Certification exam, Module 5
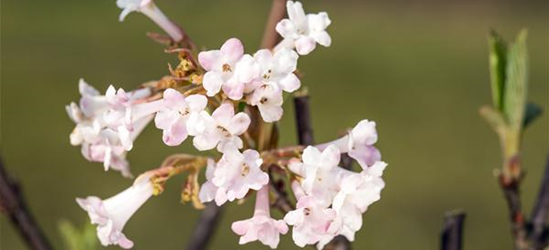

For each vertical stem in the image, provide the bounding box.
[529,154,549,249]
[0,156,53,250]
[185,203,224,250]
[440,211,466,250]
[294,93,315,145]
[261,0,288,49]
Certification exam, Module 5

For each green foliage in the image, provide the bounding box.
[503,30,529,131]
[488,30,508,111]
[483,30,540,134]
[58,219,98,250]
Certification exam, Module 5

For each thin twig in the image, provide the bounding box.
[440,211,466,250]
[530,154,549,248]
[497,156,528,250]
[260,0,288,49]
[0,156,53,250]
[185,203,224,250]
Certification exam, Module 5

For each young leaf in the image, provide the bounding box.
[488,30,508,111]
[523,102,542,129]
[503,30,528,131]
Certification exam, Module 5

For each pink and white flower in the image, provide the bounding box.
[192,102,251,152]
[198,159,229,206]
[332,161,387,241]
[289,145,341,207]
[248,83,284,123]
[198,38,248,99]
[317,119,381,169]
[154,88,208,146]
[275,1,332,55]
[253,48,301,93]
[231,186,288,249]
[67,79,159,176]
[76,173,154,249]
[211,148,269,202]
[284,182,339,249]
[116,0,183,41]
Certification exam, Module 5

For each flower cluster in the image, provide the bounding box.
[70,1,386,249]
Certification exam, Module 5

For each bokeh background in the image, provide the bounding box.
[1,0,548,249]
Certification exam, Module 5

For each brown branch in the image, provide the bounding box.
[0,156,52,250]
[497,156,529,250]
[530,154,549,249]
[260,0,288,49]
[185,203,224,250]
[294,93,315,146]
[440,211,466,250]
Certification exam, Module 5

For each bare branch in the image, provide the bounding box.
[294,93,315,146]
[530,154,549,248]
[185,203,224,250]
[0,156,53,250]
[261,0,288,49]
[440,211,466,250]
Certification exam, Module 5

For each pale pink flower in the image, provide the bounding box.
[331,161,387,241]
[192,102,251,152]
[231,186,288,249]
[154,88,208,146]
[317,119,381,169]
[284,182,339,249]
[76,173,154,249]
[116,0,183,41]
[211,148,269,202]
[275,1,331,55]
[289,145,341,207]
[198,159,229,206]
[198,38,246,98]
[229,54,262,99]
[248,83,284,123]
[254,48,301,92]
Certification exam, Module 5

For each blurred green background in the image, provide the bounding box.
[1,0,548,249]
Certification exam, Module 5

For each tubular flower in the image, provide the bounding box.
[231,186,288,249]
[76,173,154,249]
[116,0,183,41]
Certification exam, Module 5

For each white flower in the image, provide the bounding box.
[154,88,208,146]
[254,48,301,93]
[192,102,251,152]
[275,1,331,55]
[198,159,229,206]
[211,148,269,202]
[76,173,154,249]
[198,38,247,99]
[248,83,284,123]
[284,182,339,249]
[331,161,387,241]
[317,119,381,169]
[231,186,288,249]
[289,145,341,207]
[67,79,158,176]
[116,0,183,41]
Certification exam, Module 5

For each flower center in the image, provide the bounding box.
[260,97,268,104]
[262,69,272,80]
[222,63,232,72]
[216,125,231,137]
[178,107,190,116]
[304,207,311,216]
[241,163,250,177]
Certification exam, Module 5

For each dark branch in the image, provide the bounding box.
[294,93,315,146]
[260,0,288,49]
[530,154,549,248]
[0,156,53,250]
[498,171,528,249]
[440,211,466,250]
[185,203,224,250]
